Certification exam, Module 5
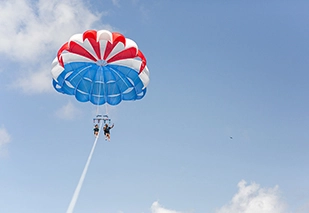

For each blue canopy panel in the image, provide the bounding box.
[52,62,147,105]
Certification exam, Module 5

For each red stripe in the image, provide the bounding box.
[83,30,97,41]
[103,32,126,60]
[137,50,147,73]
[68,41,97,62]
[57,42,69,67]
[107,47,137,63]
[83,30,101,59]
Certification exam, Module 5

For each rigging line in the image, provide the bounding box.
[66,122,103,213]
[105,102,109,115]
[96,66,104,115]
[102,66,108,116]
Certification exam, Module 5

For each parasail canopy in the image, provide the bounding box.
[51,29,150,106]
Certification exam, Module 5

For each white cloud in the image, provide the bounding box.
[112,0,120,7]
[12,63,53,93]
[216,180,287,213]
[55,101,82,120]
[0,0,108,94]
[151,201,183,213]
[0,126,11,157]
[0,0,101,62]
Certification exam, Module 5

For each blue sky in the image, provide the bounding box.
[0,0,309,213]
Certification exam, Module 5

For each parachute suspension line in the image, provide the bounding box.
[99,66,109,116]
[66,122,103,213]
[102,67,109,116]
[105,103,109,116]
[96,66,104,115]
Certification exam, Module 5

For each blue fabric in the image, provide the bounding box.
[53,62,146,105]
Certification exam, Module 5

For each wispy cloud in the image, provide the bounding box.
[0,126,11,157]
[55,101,82,120]
[12,64,53,93]
[216,180,287,213]
[151,201,183,213]
[112,0,121,7]
[0,0,106,94]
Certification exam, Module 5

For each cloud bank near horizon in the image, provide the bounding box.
[216,180,287,213]
[151,201,183,213]
[150,180,288,213]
